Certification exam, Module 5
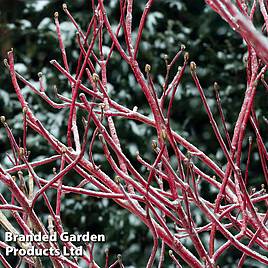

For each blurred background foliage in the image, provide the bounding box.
[0,0,267,267]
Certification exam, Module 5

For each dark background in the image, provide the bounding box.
[0,0,267,267]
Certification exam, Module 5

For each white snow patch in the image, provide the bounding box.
[19,19,31,30]
[27,0,50,12]
[14,63,27,75]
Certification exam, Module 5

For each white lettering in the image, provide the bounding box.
[60,232,69,242]
[50,232,57,242]
[97,234,105,242]
[91,234,97,242]
[5,246,14,255]
[5,232,13,242]
[18,248,26,256]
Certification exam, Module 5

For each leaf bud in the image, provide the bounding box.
[151,140,157,150]
[62,3,68,11]
[53,85,58,96]
[48,215,54,228]
[22,107,28,115]
[161,129,167,141]
[92,73,99,83]
[19,147,25,158]
[190,61,197,72]
[79,92,86,100]
[82,117,88,128]
[114,176,121,184]
[7,49,13,56]
[3,59,8,67]
[0,116,6,123]
[253,80,258,87]
[213,82,220,92]
[184,52,189,62]
[132,106,138,112]
[104,248,109,255]
[98,134,106,145]
[145,64,151,73]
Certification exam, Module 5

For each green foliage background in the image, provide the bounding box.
[0,0,267,267]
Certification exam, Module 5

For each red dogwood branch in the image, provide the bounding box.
[0,1,267,267]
